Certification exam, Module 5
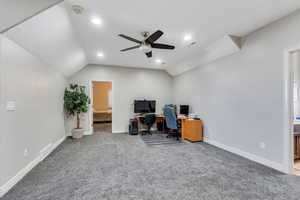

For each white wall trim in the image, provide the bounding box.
[0,154,41,198]
[52,137,66,152]
[0,136,66,198]
[204,137,286,173]
[39,143,53,162]
[283,44,300,175]
[66,129,93,137]
[112,130,127,134]
[84,129,93,136]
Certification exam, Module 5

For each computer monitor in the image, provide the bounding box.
[134,100,156,113]
[180,105,189,115]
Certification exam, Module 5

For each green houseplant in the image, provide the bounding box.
[64,84,90,139]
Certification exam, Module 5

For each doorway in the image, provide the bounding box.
[92,81,112,133]
[291,50,300,175]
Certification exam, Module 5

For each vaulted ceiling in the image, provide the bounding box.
[2,0,300,76]
[0,0,63,32]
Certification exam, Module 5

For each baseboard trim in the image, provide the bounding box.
[112,130,127,134]
[203,137,285,173]
[0,136,66,198]
[39,143,53,162]
[52,137,66,150]
[0,155,41,198]
[67,129,93,136]
[84,129,93,136]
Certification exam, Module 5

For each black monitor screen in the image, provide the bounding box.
[180,105,189,115]
[134,100,156,113]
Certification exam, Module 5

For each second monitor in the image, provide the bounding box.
[180,105,189,116]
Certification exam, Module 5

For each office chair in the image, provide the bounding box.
[163,105,180,140]
[141,113,156,135]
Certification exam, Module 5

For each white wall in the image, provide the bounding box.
[173,10,300,170]
[68,65,173,133]
[0,35,66,188]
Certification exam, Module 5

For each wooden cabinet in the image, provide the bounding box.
[181,119,203,142]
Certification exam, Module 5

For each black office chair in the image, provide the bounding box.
[141,113,156,135]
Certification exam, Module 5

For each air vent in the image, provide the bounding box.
[72,5,84,14]
[188,41,197,47]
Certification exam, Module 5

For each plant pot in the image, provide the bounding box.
[72,128,84,139]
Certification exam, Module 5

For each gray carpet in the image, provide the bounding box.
[2,132,300,200]
[140,132,185,146]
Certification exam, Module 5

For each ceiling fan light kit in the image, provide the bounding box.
[118,30,175,58]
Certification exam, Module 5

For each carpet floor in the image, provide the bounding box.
[140,132,185,146]
[2,132,300,200]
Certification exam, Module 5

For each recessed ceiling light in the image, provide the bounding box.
[97,52,104,57]
[183,34,192,42]
[92,17,102,25]
[155,59,162,64]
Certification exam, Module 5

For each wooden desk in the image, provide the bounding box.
[133,114,203,142]
[133,114,169,132]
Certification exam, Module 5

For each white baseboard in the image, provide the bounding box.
[204,137,286,173]
[112,130,127,134]
[39,143,53,162]
[0,136,66,198]
[0,155,41,198]
[67,129,93,136]
[52,137,66,150]
[84,129,93,135]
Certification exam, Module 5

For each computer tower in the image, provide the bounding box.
[129,119,138,135]
[157,120,164,131]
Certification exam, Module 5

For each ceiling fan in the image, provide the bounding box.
[118,30,175,58]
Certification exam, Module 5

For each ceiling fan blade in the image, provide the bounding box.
[120,45,141,52]
[151,43,175,50]
[145,51,152,58]
[145,30,163,44]
[118,34,142,44]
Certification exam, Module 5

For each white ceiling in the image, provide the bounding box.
[2,0,300,76]
[4,4,87,76]
[63,0,300,73]
[0,0,62,32]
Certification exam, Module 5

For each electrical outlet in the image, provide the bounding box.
[259,142,266,149]
[24,148,28,157]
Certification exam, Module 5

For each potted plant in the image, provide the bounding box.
[64,84,90,139]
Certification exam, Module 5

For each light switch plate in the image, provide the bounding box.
[259,142,266,149]
[6,101,16,111]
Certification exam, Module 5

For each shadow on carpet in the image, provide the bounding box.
[140,132,186,146]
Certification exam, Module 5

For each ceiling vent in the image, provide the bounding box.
[188,41,197,47]
[72,5,84,14]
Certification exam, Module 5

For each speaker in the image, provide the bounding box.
[129,119,138,135]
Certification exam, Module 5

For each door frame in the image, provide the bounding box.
[283,44,300,174]
[89,80,114,133]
